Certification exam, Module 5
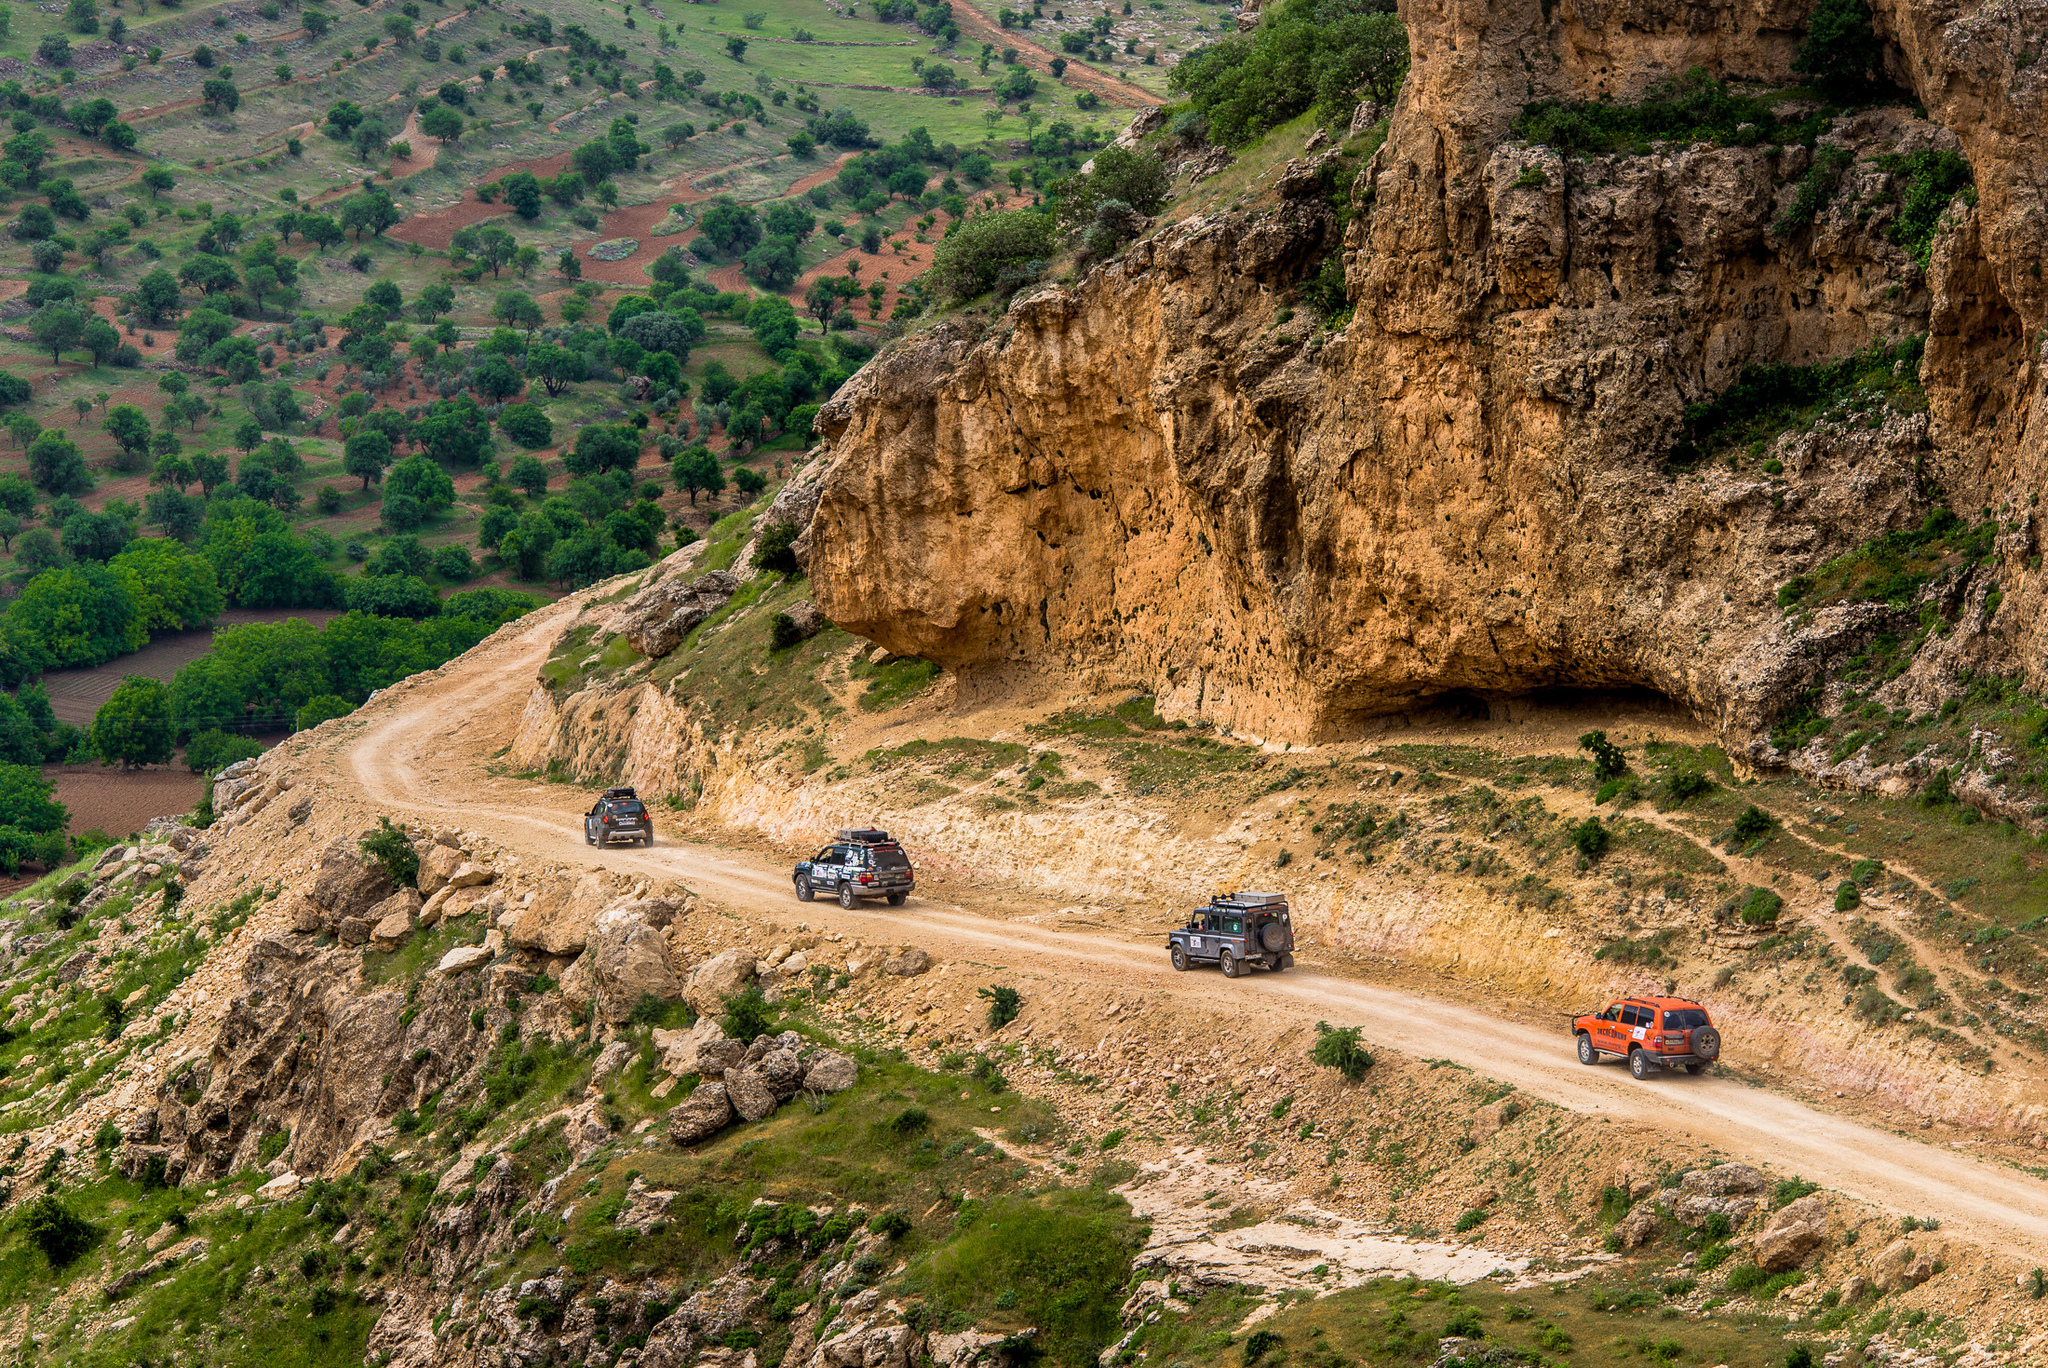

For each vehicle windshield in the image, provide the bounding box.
[872,850,910,869]
[1662,1009,1709,1029]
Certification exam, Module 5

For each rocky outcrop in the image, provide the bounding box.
[1672,1163,1768,1227]
[799,0,2048,756]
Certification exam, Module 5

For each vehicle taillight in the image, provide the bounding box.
[860,874,872,884]
[603,815,612,824]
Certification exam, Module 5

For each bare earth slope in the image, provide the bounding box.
[332,590,2048,1253]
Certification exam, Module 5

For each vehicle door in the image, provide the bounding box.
[1619,1003,1651,1052]
[816,846,847,885]
[1221,913,1245,960]
[1594,1003,1626,1054]
[1185,912,1216,960]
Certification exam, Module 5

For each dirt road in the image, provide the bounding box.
[340,601,2048,1253]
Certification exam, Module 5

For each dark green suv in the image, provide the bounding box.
[1167,891,1295,977]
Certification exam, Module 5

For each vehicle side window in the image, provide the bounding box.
[1225,917,1243,935]
[1601,1005,1620,1021]
[1621,1006,1646,1028]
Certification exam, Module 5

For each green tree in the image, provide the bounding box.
[508,454,550,497]
[384,454,456,517]
[671,444,724,504]
[565,424,641,476]
[27,431,90,495]
[344,430,392,490]
[28,303,85,364]
[90,675,175,768]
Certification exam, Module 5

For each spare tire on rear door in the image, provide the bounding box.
[1259,921,1287,953]
[1693,1026,1721,1061]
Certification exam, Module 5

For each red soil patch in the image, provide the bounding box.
[946,3,1164,109]
[50,764,203,841]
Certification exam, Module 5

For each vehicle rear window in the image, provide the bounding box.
[615,802,644,815]
[872,850,910,869]
[1662,1009,1709,1029]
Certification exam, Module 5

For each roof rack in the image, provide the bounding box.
[838,828,894,845]
[602,786,639,800]
[1217,890,1287,907]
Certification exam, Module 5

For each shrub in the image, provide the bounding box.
[1730,805,1776,843]
[22,1196,95,1267]
[1792,0,1885,101]
[1309,1021,1373,1080]
[1738,887,1783,927]
[1833,881,1861,911]
[720,984,775,1043]
[886,1107,930,1136]
[753,520,801,574]
[1453,1208,1489,1233]
[1571,816,1611,860]
[769,613,804,651]
[869,1208,913,1237]
[1242,1330,1284,1365]
[979,984,1022,1029]
[498,403,554,448]
[1661,770,1712,804]
[359,814,420,887]
[1578,729,1626,781]
[1918,765,1955,807]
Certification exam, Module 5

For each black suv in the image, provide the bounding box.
[1167,891,1295,977]
[584,787,653,847]
[795,829,915,907]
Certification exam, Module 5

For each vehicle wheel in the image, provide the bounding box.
[839,883,857,909]
[1576,1033,1597,1065]
[1692,1026,1722,1062]
[642,834,654,847]
[1171,945,1188,971]
[1264,954,1281,972]
[886,891,906,906]
[1629,1048,1651,1080]
[795,877,813,903]
[584,824,595,846]
[1220,951,1239,979]
[1684,1063,1707,1075]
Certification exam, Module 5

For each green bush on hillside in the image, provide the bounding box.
[1170,0,1408,147]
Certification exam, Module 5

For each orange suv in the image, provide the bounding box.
[1574,996,1722,1079]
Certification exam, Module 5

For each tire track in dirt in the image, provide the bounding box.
[943,2,1163,109]
[328,593,2048,1254]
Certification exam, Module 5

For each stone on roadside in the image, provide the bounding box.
[684,947,757,1015]
[1755,1194,1829,1272]
[882,947,930,977]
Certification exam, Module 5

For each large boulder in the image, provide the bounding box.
[311,839,396,923]
[803,1049,858,1093]
[724,1063,780,1123]
[417,844,465,897]
[1755,1194,1829,1272]
[667,1081,734,1144]
[593,917,685,1023]
[508,870,619,955]
[759,1047,805,1101]
[653,1018,733,1077]
[684,948,757,1015]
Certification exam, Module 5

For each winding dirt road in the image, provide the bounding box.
[339,600,2048,1256]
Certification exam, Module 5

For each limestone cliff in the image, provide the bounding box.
[805,0,2048,758]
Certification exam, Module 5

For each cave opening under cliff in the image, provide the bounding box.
[1402,684,1698,732]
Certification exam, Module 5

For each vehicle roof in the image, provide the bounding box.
[1608,996,1708,1009]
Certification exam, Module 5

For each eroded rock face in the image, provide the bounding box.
[311,839,395,926]
[804,0,2048,756]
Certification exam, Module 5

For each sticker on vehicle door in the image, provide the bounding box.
[1632,1026,1646,1040]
